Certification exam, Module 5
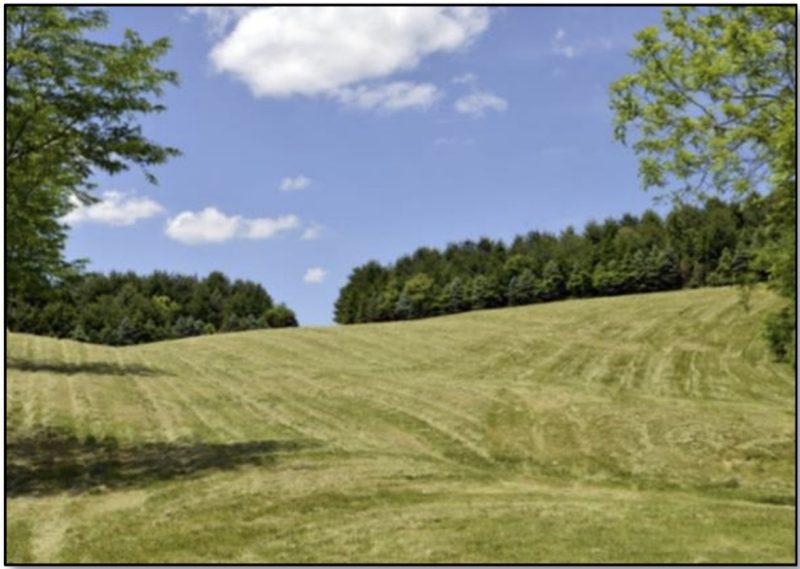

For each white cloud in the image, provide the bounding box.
[207,7,490,104]
[335,81,442,112]
[451,72,478,84]
[165,208,240,244]
[165,207,300,245]
[454,90,508,117]
[280,175,312,192]
[303,267,328,284]
[243,215,301,239]
[62,191,165,226]
[301,223,324,240]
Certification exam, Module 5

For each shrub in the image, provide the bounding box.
[763,306,795,366]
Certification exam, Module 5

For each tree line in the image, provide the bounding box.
[5,6,794,364]
[335,196,772,325]
[5,8,299,348]
[7,271,298,346]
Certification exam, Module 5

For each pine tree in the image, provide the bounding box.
[507,269,538,306]
[537,261,566,301]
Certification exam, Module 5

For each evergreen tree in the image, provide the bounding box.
[376,280,401,321]
[708,248,734,286]
[537,261,566,301]
[470,275,504,310]
[172,316,204,338]
[508,269,538,306]
[396,274,436,319]
[439,277,466,314]
[567,265,594,298]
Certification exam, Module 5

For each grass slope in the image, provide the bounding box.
[6,287,796,563]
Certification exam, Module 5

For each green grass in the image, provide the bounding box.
[6,286,796,563]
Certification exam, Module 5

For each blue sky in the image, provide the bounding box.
[65,6,668,326]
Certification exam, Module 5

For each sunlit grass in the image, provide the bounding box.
[6,286,796,563]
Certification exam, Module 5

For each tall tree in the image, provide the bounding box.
[396,274,436,320]
[610,6,796,362]
[6,6,179,300]
[507,269,538,306]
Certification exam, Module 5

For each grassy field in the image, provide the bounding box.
[6,286,796,563]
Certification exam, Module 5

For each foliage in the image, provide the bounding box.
[396,274,437,319]
[440,277,469,314]
[334,198,765,324]
[610,6,795,363]
[6,271,298,345]
[507,270,537,306]
[763,306,795,365]
[5,6,179,304]
[610,6,795,197]
[264,304,299,328]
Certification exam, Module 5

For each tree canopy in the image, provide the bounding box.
[610,6,796,364]
[610,6,795,198]
[5,6,179,300]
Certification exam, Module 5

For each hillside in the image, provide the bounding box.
[6,286,796,563]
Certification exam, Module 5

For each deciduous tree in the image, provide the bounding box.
[610,6,795,362]
[6,6,179,300]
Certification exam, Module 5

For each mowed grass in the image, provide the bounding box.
[6,286,796,563]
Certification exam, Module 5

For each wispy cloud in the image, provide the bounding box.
[454,90,508,117]
[185,7,254,38]
[551,27,616,59]
[552,27,580,58]
[335,81,442,112]
[303,267,328,284]
[62,191,165,227]
[165,207,300,245]
[451,72,507,118]
[280,175,312,192]
[244,215,301,239]
[301,223,325,240]
[451,72,478,85]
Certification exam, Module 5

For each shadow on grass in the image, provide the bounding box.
[7,427,307,497]
[7,358,169,377]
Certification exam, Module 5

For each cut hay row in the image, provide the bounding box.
[6,286,796,563]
